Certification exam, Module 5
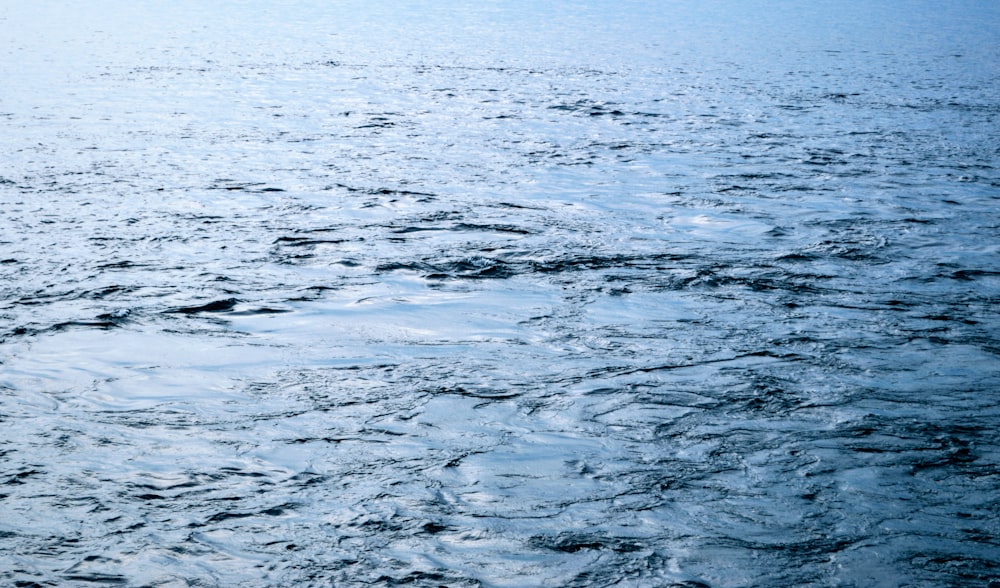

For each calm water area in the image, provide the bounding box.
[2,1,999,586]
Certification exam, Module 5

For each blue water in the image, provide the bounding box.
[2,1,999,586]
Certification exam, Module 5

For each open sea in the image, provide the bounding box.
[2,1,999,586]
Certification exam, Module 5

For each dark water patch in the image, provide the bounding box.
[377,251,706,282]
[429,386,520,400]
[377,257,516,280]
[83,286,137,300]
[392,222,532,235]
[288,285,342,301]
[374,570,482,587]
[388,226,445,234]
[209,181,285,193]
[282,436,354,445]
[47,318,124,332]
[165,298,241,314]
[920,314,979,325]
[946,268,1000,281]
[526,252,690,275]
[200,503,297,525]
[427,258,515,280]
[228,307,291,316]
[332,183,436,199]
[274,236,350,246]
[532,532,644,554]
[5,470,43,485]
[61,574,129,585]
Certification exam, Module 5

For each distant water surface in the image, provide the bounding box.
[2,1,999,586]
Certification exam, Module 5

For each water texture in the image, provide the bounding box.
[2,1,999,586]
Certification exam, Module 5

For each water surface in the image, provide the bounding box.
[2,1,999,586]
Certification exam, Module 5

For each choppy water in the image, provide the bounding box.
[2,1,999,586]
